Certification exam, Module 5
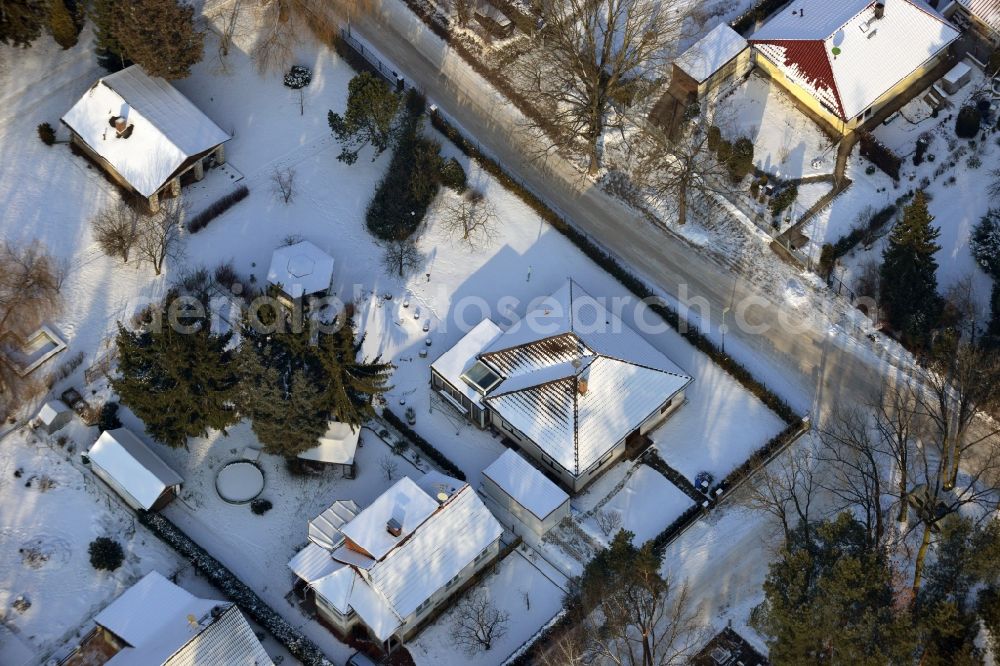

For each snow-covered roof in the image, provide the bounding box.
[430,319,504,408]
[94,571,271,666]
[37,400,70,426]
[339,477,439,561]
[675,24,748,83]
[958,0,1000,33]
[266,241,335,299]
[87,428,183,510]
[61,66,229,197]
[362,484,502,636]
[749,0,958,120]
[309,499,361,550]
[478,280,691,476]
[308,474,503,642]
[297,422,360,465]
[483,449,569,521]
[289,542,341,583]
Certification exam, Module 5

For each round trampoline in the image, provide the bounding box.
[215,460,265,504]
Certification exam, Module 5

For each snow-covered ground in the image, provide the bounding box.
[717,72,838,180]
[577,465,696,546]
[408,547,567,666]
[0,423,183,664]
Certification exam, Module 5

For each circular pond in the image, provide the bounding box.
[215,460,265,504]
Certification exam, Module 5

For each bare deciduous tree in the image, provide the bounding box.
[214,0,244,63]
[637,119,737,226]
[380,238,422,278]
[451,590,509,655]
[744,447,820,546]
[441,189,498,248]
[379,453,398,481]
[873,382,922,522]
[0,241,63,419]
[537,625,590,666]
[519,0,689,173]
[136,199,185,276]
[92,197,142,264]
[596,508,623,538]
[271,167,296,204]
[817,407,890,548]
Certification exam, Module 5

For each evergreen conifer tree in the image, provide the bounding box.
[880,191,942,346]
[237,310,393,456]
[0,0,46,47]
[328,72,401,164]
[92,0,203,79]
[111,300,239,447]
[761,513,914,665]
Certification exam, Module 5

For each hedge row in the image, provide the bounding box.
[859,132,902,181]
[829,202,898,260]
[730,0,789,34]
[430,111,799,426]
[710,418,808,496]
[642,449,703,502]
[382,408,467,481]
[137,510,334,666]
[188,185,250,233]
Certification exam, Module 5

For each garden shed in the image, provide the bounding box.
[296,422,361,478]
[481,448,570,537]
[672,24,750,101]
[61,65,230,212]
[266,240,335,303]
[36,400,73,434]
[86,428,183,511]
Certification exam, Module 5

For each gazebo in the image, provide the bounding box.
[266,240,335,305]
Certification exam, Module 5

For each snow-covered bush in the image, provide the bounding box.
[37,123,55,146]
[971,209,1000,278]
[969,155,983,170]
[283,65,312,89]
[956,105,981,139]
[250,498,272,515]
[89,537,124,571]
[439,157,467,193]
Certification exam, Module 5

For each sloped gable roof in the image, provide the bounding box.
[88,428,183,510]
[61,66,229,197]
[959,0,1000,33]
[749,0,958,120]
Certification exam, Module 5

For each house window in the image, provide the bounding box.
[474,546,491,563]
[660,399,673,414]
[415,599,433,615]
[445,573,460,588]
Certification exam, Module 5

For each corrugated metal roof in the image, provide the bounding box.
[88,428,183,510]
[480,279,691,476]
[164,606,273,666]
[308,499,361,550]
[483,449,569,520]
[959,0,1000,32]
[289,542,341,583]
[61,66,229,197]
[750,0,958,120]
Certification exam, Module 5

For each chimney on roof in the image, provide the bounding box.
[386,517,403,537]
[577,368,589,396]
[114,117,127,135]
[874,1,885,19]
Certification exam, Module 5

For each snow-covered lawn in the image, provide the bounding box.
[0,423,182,663]
[408,547,566,666]
[578,465,696,546]
[716,72,838,180]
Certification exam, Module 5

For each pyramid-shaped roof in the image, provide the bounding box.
[481,280,691,476]
[749,0,957,120]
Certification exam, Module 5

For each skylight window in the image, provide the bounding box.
[461,361,502,394]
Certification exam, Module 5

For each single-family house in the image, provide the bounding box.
[431,279,692,492]
[266,240,336,305]
[60,571,272,666]
[296,421,361,478]
[481,448,570,537]
[748,0,959,134]
[62,65,230,213]
[288,472,503,650]
[36,400,73,434]
[86,428,183,511]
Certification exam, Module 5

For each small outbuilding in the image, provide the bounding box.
[61,65,230,213]
[296,422,361,478]
[482,448,570,537]
[672,24,750,101]
[267,240,335,304]
[86,428,183,511]
[36,400,73,434]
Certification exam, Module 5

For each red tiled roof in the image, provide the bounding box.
[750,39,847,119]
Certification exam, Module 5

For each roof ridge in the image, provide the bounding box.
[100,77,190,165]
[590,352,692,380]
[485,374,576,399]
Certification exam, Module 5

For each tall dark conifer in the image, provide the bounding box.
[0,0,46,47]
[111,301,239,447]
[880,191,942,346]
